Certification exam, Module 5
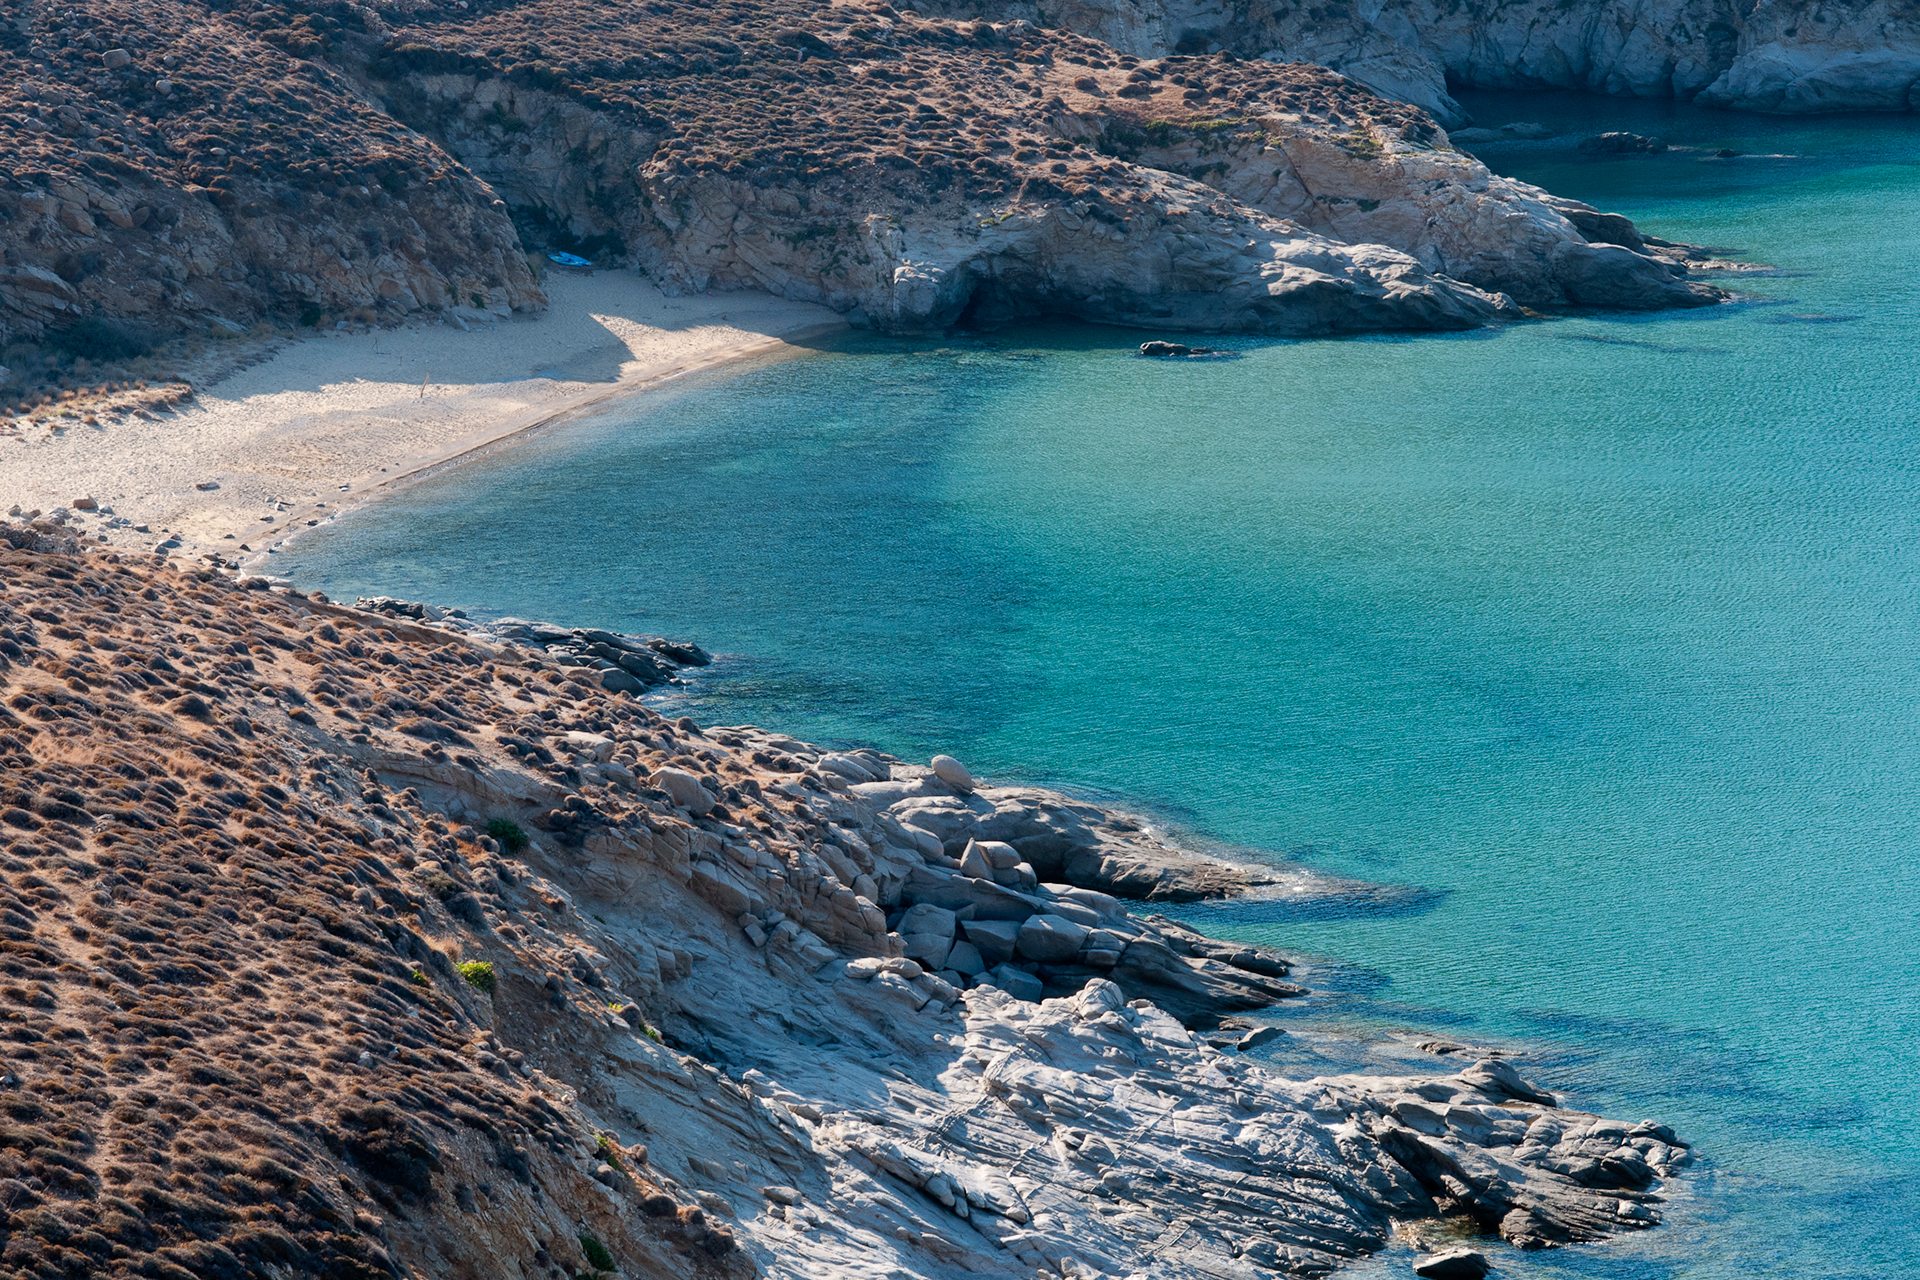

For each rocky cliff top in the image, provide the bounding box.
[2,0,1725,407]
[915,0,1920,123]
[0,526,1690,1279]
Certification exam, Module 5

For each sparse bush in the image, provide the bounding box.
[485,817,530,853]
[50,318,154,363]
[456,960,496,994]
[578,1232,615,1273]
[408,968,430,986]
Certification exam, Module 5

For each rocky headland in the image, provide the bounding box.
[2,0,1743,413]
[914,0,1920,124]
[0,521,1691,1279]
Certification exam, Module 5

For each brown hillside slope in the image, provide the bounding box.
[0,525,1690,1279]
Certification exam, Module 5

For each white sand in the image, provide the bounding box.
[0,274,843,560]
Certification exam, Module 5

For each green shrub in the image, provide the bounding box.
[578,1232,615,1272]
[485,818,530,853]
[51,317,154,362]
[456,960,496,995]
[408,968,430,987]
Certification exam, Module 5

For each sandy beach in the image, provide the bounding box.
[0,273,843,562]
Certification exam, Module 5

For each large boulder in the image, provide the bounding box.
[961,919,1022,967]
[1016,914,1089,964]
[649,767,717,816]
[930,754,975,792]
[897,903,959,970]
[982,964,1044,1002]
[945,940,986,977]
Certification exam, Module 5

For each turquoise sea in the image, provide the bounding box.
[280,95,1920,1277]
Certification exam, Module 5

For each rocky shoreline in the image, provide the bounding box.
[0,518,1694,1278]
[5,0,1742,418]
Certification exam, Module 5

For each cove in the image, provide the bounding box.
[278,94,1920,1278]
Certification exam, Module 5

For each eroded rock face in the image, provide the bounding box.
[2,0,1718,386]
[918,0,1920,122]
[0,529,1691,1279]
[363,21,1714,332]
[0,3,542,359]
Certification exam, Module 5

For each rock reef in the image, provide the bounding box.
[3,0,1725,398]
[0,524,1690,1279]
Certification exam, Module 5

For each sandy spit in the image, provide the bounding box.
[0,273,844,561]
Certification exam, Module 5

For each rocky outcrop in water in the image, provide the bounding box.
[915,0,1920,123]
[0,529,1690,1278]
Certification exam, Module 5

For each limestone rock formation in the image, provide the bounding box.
[919,0,1920,123]
[0,523,1693,1279]
[3,0,1723,399]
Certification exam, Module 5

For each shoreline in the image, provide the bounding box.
[244,314,846,572]
[3,522,1697,1278]
[0,273,845,563]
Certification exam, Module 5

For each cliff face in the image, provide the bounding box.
[0,3,544,363]
[913,0,1920,123]
[2,0,1719,391]
[0,526,1692,1279]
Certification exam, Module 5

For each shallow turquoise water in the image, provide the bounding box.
[281,97,1920,1277]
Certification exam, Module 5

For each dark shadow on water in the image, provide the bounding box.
[1554,331,1724,354]
[1754,312,1860,326]
[1197,880,1449,927]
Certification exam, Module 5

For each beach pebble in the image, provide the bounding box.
[930,754,974,792]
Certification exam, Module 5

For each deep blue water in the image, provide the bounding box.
[279,95,1920,1277]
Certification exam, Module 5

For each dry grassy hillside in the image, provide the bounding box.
[0,525,1692,1279]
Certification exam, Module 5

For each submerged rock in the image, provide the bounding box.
[1414,1247,1491,1279]
[1139,340,1238,358]
[1578,131,1670,155]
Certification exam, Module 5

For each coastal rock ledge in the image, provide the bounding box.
[3,0,1722,395]
[0,524,1688,1280]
